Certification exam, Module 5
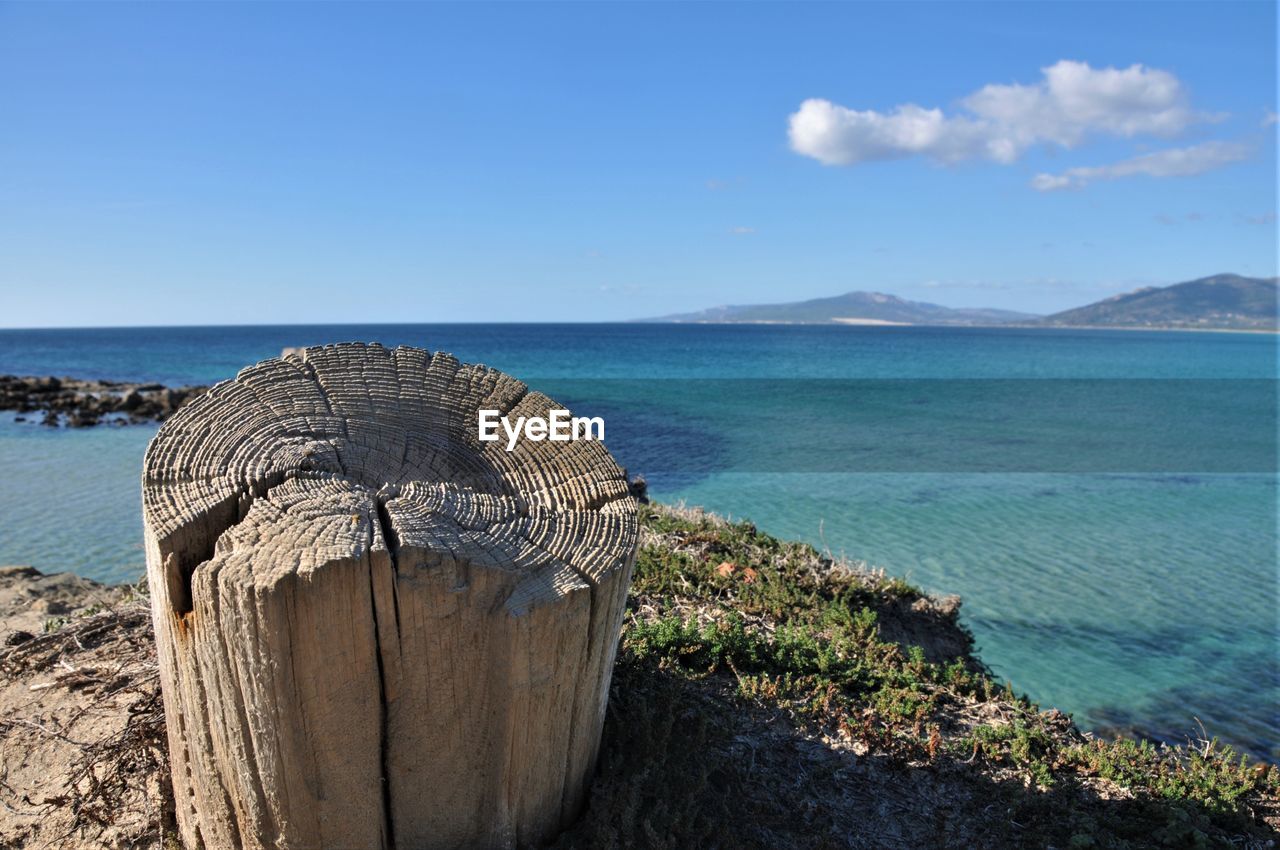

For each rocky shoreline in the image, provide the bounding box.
[0,375,208,427]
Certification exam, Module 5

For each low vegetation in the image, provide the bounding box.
[556,502,1279,849]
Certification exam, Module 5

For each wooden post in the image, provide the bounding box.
[142,343,637,850]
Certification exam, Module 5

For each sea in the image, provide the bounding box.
[0,324,1275,761]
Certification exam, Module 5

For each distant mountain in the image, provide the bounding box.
[1043,274,1278,330]
[639,291,1038,326]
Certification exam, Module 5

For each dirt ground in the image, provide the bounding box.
[0,571,167,850]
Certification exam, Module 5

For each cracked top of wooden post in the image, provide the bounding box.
[142,342,636,618]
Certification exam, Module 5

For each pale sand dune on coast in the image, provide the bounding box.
[831,317,913,326]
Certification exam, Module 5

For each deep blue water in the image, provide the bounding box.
[0,324,1276,761]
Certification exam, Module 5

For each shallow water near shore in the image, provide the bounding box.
[0,323,1275,760]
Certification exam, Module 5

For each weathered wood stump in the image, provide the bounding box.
[142,343,637,850]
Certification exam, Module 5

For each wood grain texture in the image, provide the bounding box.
[142,343,637,850]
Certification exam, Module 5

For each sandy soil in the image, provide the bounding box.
[0,569,166,850]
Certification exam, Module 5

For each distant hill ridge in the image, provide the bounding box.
[641,290,1038,326]
[639,274,1278,330]
[1044,274,1277,330]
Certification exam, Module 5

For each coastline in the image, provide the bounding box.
[0,375,207,427]
[644,319,1280,333]
[1,502,1276,848]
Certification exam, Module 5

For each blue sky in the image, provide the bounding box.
[0,1,1275,326]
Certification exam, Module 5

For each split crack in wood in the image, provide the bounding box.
[142,342,637,850]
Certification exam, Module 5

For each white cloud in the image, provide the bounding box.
[1263,109,1279,128]
[1029,173,1073,191]
[729,226,755,234]
[964,60,1194,145]
[789,60,1205,167]
[787,101,995,165]
[1030,141,1252,191]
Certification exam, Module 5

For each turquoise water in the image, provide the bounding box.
[0,324,1275,760]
